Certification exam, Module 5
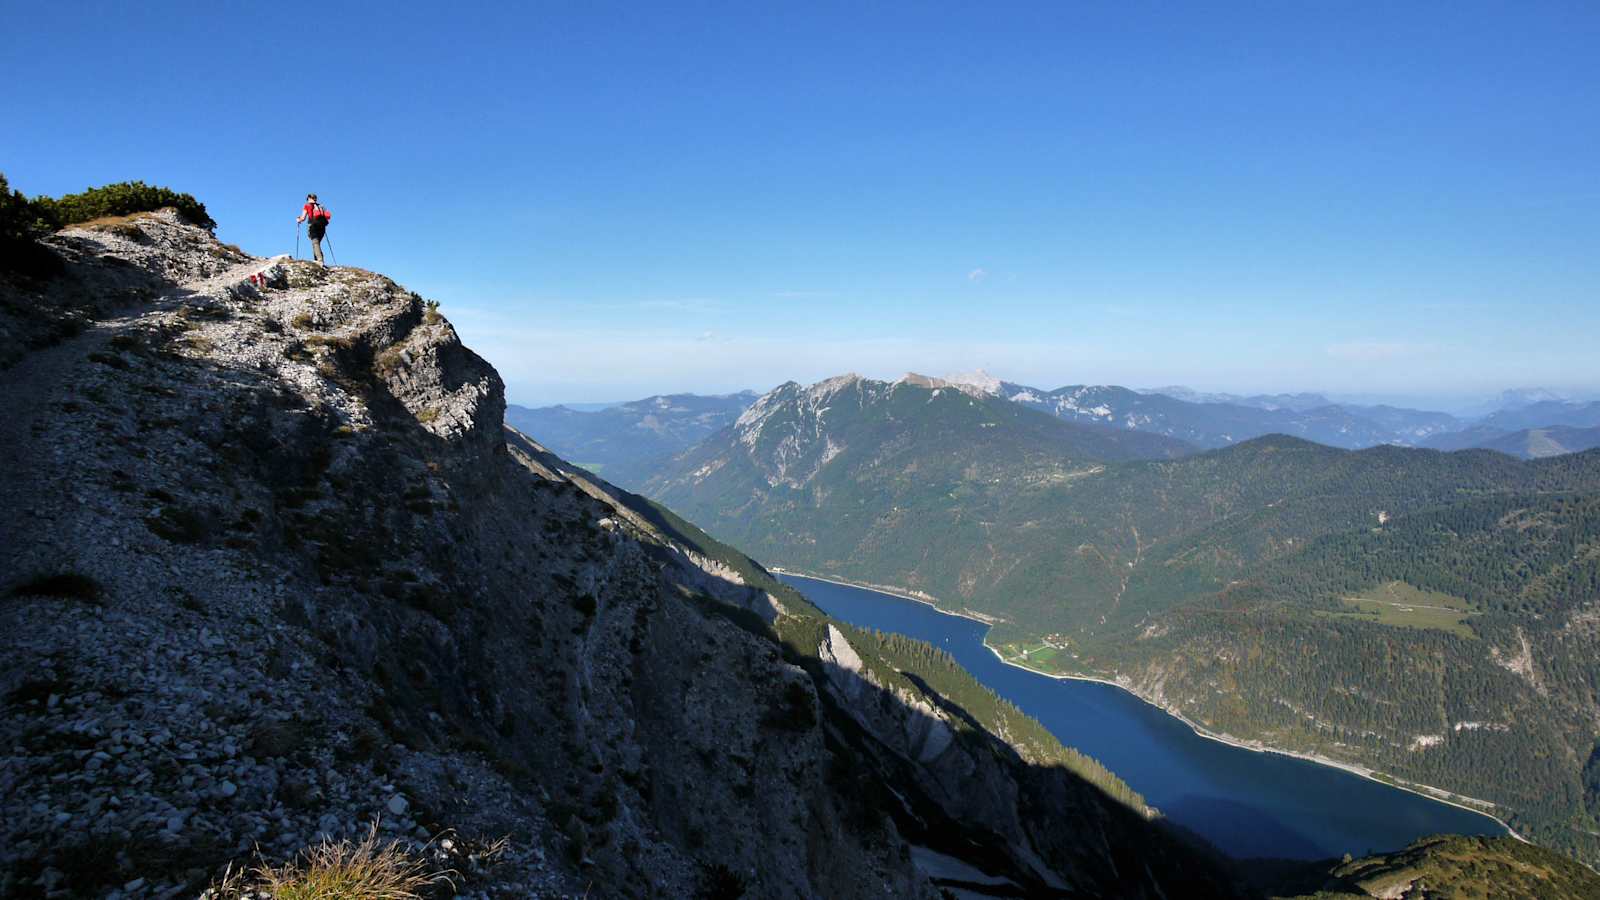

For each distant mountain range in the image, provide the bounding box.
[1421,401,1600,452]
[991,380,1459,449]
[504,390,757,488]
[1143,386,1338,412]
[953,374,1600,454]
[510,379,1600,490]
[643,372,1600,867]
[1468,425,1600,459]
[1496,387,1573,410]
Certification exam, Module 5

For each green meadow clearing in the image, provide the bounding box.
[1315,580,1479,638]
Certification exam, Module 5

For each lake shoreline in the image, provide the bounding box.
[772,566,1523,843]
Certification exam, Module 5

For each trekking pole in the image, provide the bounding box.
[294,222,300,260]
[324,233,336,267]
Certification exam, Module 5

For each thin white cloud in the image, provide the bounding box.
[773,290,836,299]
[967,268,989,283]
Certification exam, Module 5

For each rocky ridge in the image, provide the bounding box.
[0,212,1242,898]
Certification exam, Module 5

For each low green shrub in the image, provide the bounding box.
[38,180,215,231]
[0,172,64,276]
[0,173,54,242]
[2,171,214,275]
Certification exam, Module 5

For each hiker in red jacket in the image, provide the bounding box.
[296,193,332,267]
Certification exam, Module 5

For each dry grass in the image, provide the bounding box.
[304,334,354,351]
[374,346,406,377]
[211,823,452,900]
[70,211,157,233]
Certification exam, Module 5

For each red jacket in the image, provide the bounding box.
[301,202,331,222]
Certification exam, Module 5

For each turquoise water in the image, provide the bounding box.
[781,573,1506,860]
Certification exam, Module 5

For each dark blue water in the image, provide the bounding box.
[781,574,1506,860]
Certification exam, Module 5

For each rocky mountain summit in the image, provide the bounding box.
[0,211,1246,898]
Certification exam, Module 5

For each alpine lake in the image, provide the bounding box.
[779,573,1507,861]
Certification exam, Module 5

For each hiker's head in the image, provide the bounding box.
[307,193,318,202]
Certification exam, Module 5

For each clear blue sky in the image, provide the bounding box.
[7,2,1597,409]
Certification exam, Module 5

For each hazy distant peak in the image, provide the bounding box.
[1136,386,1333,412]
[807,372,864,397]
[895,372,943,389]
[941,369,1004,395]
[895,371,997,398]
[1498,387,1568,409]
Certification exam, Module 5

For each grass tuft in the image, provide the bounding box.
[304,334,354,351]
[374,346,406,377]
[210,822,452,900]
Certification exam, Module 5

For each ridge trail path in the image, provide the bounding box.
[0,256,268,578]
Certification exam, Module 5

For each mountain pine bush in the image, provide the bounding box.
[0,172,64,276]
[35,180,216,231]
[0,173,53,243]
[2,173,216,276]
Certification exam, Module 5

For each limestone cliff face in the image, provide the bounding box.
[0,212,1240,898]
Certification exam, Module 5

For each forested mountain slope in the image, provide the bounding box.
[1423,401,1600,452]
[1490,424,1600,458]
[0,210,1244,898]
[649,382,1600,867]
[646,374,1192,578]
[1453,424,1600,459]
[1266,835,1600,899]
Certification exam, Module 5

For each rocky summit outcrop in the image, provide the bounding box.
[0,211,1242,898]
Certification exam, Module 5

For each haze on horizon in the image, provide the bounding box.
[6,3,1597,410]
